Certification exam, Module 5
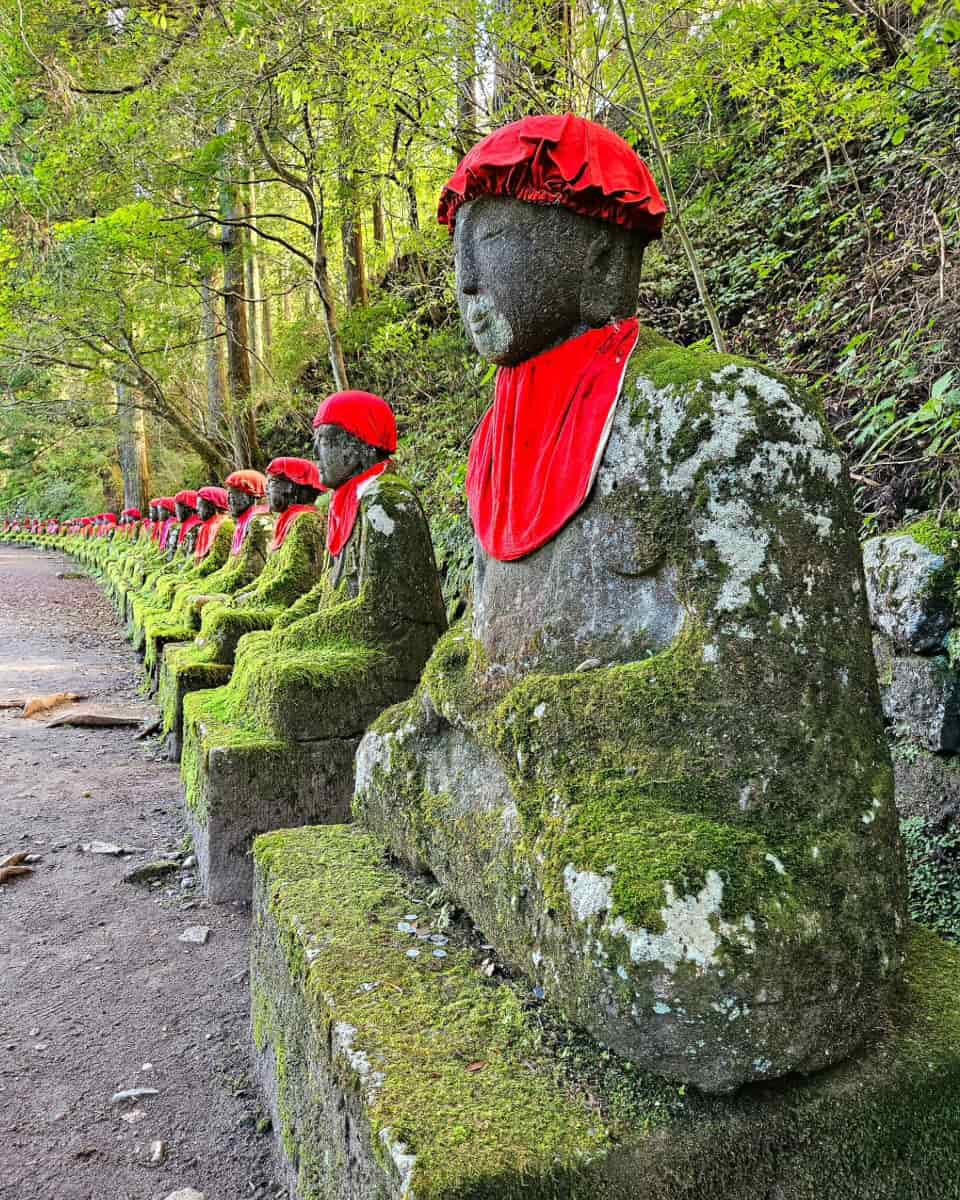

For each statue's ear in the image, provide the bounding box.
[580,228,616,327]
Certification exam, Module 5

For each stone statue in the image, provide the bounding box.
[157,460,323,762]
[355,114,904,1094]
[179,391,447,900]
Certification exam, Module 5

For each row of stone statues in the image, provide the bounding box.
[3,113,904,1098]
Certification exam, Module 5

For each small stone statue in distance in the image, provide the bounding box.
[355,113,905,1093]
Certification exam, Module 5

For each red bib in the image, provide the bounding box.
[327,461,390,558]
[193,514,225,561]
[466,319,640,562]
[270,504,317,553]
[231,504,269,555]
[178,514,202,546]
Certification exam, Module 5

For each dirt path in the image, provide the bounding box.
[0,545,279,1200]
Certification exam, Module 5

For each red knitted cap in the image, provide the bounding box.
[198,486,229,511]
[266,457,324,490]
[312,390,397,453]
[438,113,666,238]
[174,489,199,508]
[224,469,269,498]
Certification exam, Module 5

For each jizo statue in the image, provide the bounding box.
[356,114,904,1093]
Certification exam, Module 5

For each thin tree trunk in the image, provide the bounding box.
[200,270,226,435]
[115,381,151,511]
[455,27,478,153]
[372,195,386,247]
[244,179,264,385]
[341,208,368,308]
[217,117,259,465]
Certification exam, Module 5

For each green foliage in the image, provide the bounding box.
[902,814,960,941]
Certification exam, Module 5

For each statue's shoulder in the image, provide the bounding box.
[609,330,839,501]
[359,470,424,522]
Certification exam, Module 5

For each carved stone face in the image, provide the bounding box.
[148,504,159,522]
[267,474,296,514]
[454,196,645,366]
[314,424,381,491]
[197,497,217,521]
[174,501,195,522]
[227,488,256,519]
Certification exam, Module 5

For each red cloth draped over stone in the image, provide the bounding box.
[177,514,202,546]
[198,486,228,511]
[438,114,667,237]
[466,318,640,562]
[231,503,269,555]
[326,461,391,557]
[270,504,317,552]
[194,514,226,560]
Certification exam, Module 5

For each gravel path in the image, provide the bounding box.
[0,544,279,1200]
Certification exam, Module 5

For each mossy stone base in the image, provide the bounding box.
[182,701,357,901]
[252,825,960,1200]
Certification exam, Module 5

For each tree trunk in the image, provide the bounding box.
[115,382,151,511]
[455,28,478,153]
[341,208,368,308]
[244,180,264,385]
[372,195,386,247]
[200,270,227,435]
[217,117,259,466]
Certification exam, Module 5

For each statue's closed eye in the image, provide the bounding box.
[479,226,507,243]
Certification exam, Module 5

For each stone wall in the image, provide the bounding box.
[864,520,960,825]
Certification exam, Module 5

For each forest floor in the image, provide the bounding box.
[0,544,280,1200]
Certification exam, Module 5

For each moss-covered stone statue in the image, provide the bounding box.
[158,459,322,762]
[180,391,446,900]
[128,489,201,650]
[352,114,905,1095]
[143,485,235,675]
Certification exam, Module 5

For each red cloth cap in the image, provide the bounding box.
[312,391,398,453]
[122,507,142,519]
[198,486,229,511]
[102,513,118,524]
[157,497,176,514]
[438,113,666,238]
[267,457,323,490]
[174,489,199,508]
[224,469,268,498]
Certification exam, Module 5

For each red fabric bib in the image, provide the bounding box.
[466,318,640,562]
[327,461,390,558]
[178,514,202,546]
[193,514,226,561]
[231,504,269,555]
[270,504,317,553]
[158,516,177,547]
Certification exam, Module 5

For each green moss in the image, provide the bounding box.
[253,825,960,1200]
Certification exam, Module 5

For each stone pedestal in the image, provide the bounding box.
[181,700,357,901]
[251,825,960,1200]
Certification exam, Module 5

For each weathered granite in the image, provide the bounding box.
[250,825,960,1200]
[357,337,905,1094]
[874,634,960,752]
[863,531,954,654]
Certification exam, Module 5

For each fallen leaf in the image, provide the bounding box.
[46,707,143,729]
[0,851,34,884]
[466,1061,487,1073]
[21,692,84,719]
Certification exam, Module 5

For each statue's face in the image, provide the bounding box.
[197,498,216,521]
[454,197,592,365]
[267,474,297,514]
[175,501,194,522]
[228,487,255,519]
[314,424,379,490]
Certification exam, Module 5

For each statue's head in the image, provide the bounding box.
[312,391,397,490]
[265,458,323,513]
[224,469,268,519]
[439,114,666,366]
[148,501,159,522]
[173,490,198,523]
[197,486,228,522]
